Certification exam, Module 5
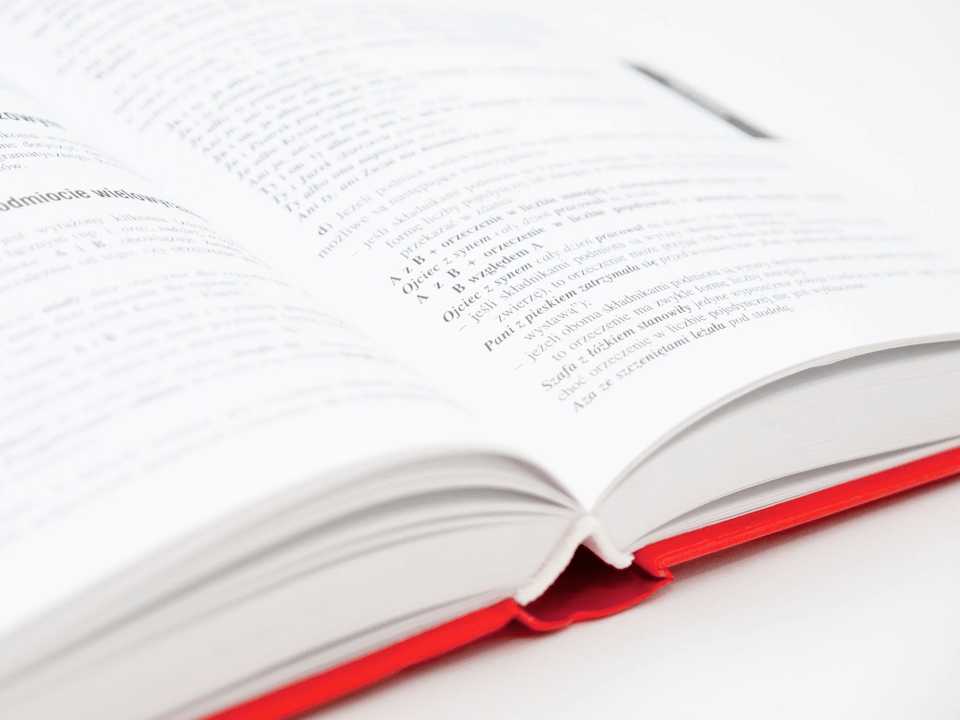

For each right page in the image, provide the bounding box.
[3,0,960,512]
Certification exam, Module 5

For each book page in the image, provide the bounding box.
[0,81,496,637]
[3,0,960,510]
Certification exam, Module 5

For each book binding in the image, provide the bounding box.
[205,446,960,720]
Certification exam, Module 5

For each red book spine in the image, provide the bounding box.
[205,445,960,720]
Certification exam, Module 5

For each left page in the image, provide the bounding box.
[0,80,502,638]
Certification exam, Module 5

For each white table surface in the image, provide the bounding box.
[318,2,960,717]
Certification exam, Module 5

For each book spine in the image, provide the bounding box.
[205,445,960,720]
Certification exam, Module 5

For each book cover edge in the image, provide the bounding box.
[201,445,960,720]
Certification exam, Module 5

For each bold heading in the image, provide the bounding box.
[0,111,64,129]
[0,187,200,217]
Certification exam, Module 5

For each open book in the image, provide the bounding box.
[1,1,959,718]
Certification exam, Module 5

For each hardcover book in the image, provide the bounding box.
[0,1,958,718]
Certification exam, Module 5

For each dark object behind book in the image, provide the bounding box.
[633,64,773,138]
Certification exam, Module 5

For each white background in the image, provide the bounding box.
[318,1,960,717]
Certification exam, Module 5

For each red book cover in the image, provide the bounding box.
[203,445,960,720]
